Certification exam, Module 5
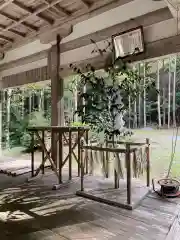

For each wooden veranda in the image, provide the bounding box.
[0,0,180,239]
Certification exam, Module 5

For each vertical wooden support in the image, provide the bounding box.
[0,88,2,155]
[80,143,84,191]
[41,130,45,174]
[78,129,81,176]
[168,58,171,129]
[143,63,146,128]
[114,169,118,189]
[126,143,131,205]
[173,56,177,127]
[69,129,72,180]
[157,60,161,128]
[31,132,34,177]
[105,139,109,178]
[59,130,63,184]
[48,34,64,167]
[85,130,88,174]
[146,138,150,187]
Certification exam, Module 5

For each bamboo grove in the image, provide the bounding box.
[1,54,180,151]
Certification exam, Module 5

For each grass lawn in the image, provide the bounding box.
[1,128,180,180]
[132,128,180,179]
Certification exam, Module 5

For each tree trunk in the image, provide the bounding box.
[6,88,12,149]
[21,88,24,119]
[128,96,131,129]
[143,63,146,127]
[157,61,161,128]
[163,88,166,126]
[168,59,171,128]
[133,100,137,128]
[29,90,32,114]
[0,90,2,155]
[74,88,78,122]
[39,89,44,112]
[173,56,176,127]
[138,63,141,128]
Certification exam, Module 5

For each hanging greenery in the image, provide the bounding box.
[70,45,156,141]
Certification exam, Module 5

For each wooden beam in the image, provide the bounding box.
[0,0,135,51]
[0,11,39,31]
[41,0,135,43]
[13,0,54,25]
[0,23,26,37]
[0,34,13,43]
[9,29,26,38]
[0,0,14,10]
[80,0,92,8]
[2,34,180,89]
[0,7,172,72]
[0,0,67,35]
[59,7,172,52]
[42,0,71,17]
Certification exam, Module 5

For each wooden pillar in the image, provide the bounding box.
[48,34,64,166]
[0,80,2,155]
[126,144,131,205]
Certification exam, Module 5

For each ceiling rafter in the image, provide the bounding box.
[0,0,14,10]
[0,11,39,31]
[0,23,26,37]
[42,0,71,17]
[80,0,92,8]
[13,0,54,25]
[0,0,68,36]
[0,34,14,43]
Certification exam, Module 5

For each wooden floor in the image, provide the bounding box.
[0,171,179,240]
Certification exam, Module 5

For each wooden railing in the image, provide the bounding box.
[28,126,89,187]
[80,139,150,206]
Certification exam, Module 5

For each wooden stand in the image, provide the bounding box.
[28,126,89,189]
[76,139,150,210]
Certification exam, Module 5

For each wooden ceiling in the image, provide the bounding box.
[0,0,132,52]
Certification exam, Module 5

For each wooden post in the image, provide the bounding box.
[59,130,63,184]
[143,63,146,128]
[105,139,109,178]
[48,34,64,167]
[41,130,45,174]
[78,129,81,176]
[69,129,72,180]
[126,143,131,205]
[80,143,84,191]
[31,132,34,177]
[168,58,171,128]
[0,87,2,155]
[146,138,150,187]
[85,130,89,174]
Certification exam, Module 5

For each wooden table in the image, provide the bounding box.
[27,126,89,188]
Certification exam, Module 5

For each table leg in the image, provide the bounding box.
[59,131,63,184]
[69,130,72,180]
[42,130,45,174]
[31,132,34,177]
[78,130,81,177]
[126,144,131,205]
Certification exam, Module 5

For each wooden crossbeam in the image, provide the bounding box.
[42,0,71,17]
[62,133,79,166]
[0,0,67,36]
[80,0,92,8]
[0,23,26,37]
[0,0,14,10]
[13,0,54,25]
[35,132,59,178]
[0,11,39,31]
[0,34,13,42]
